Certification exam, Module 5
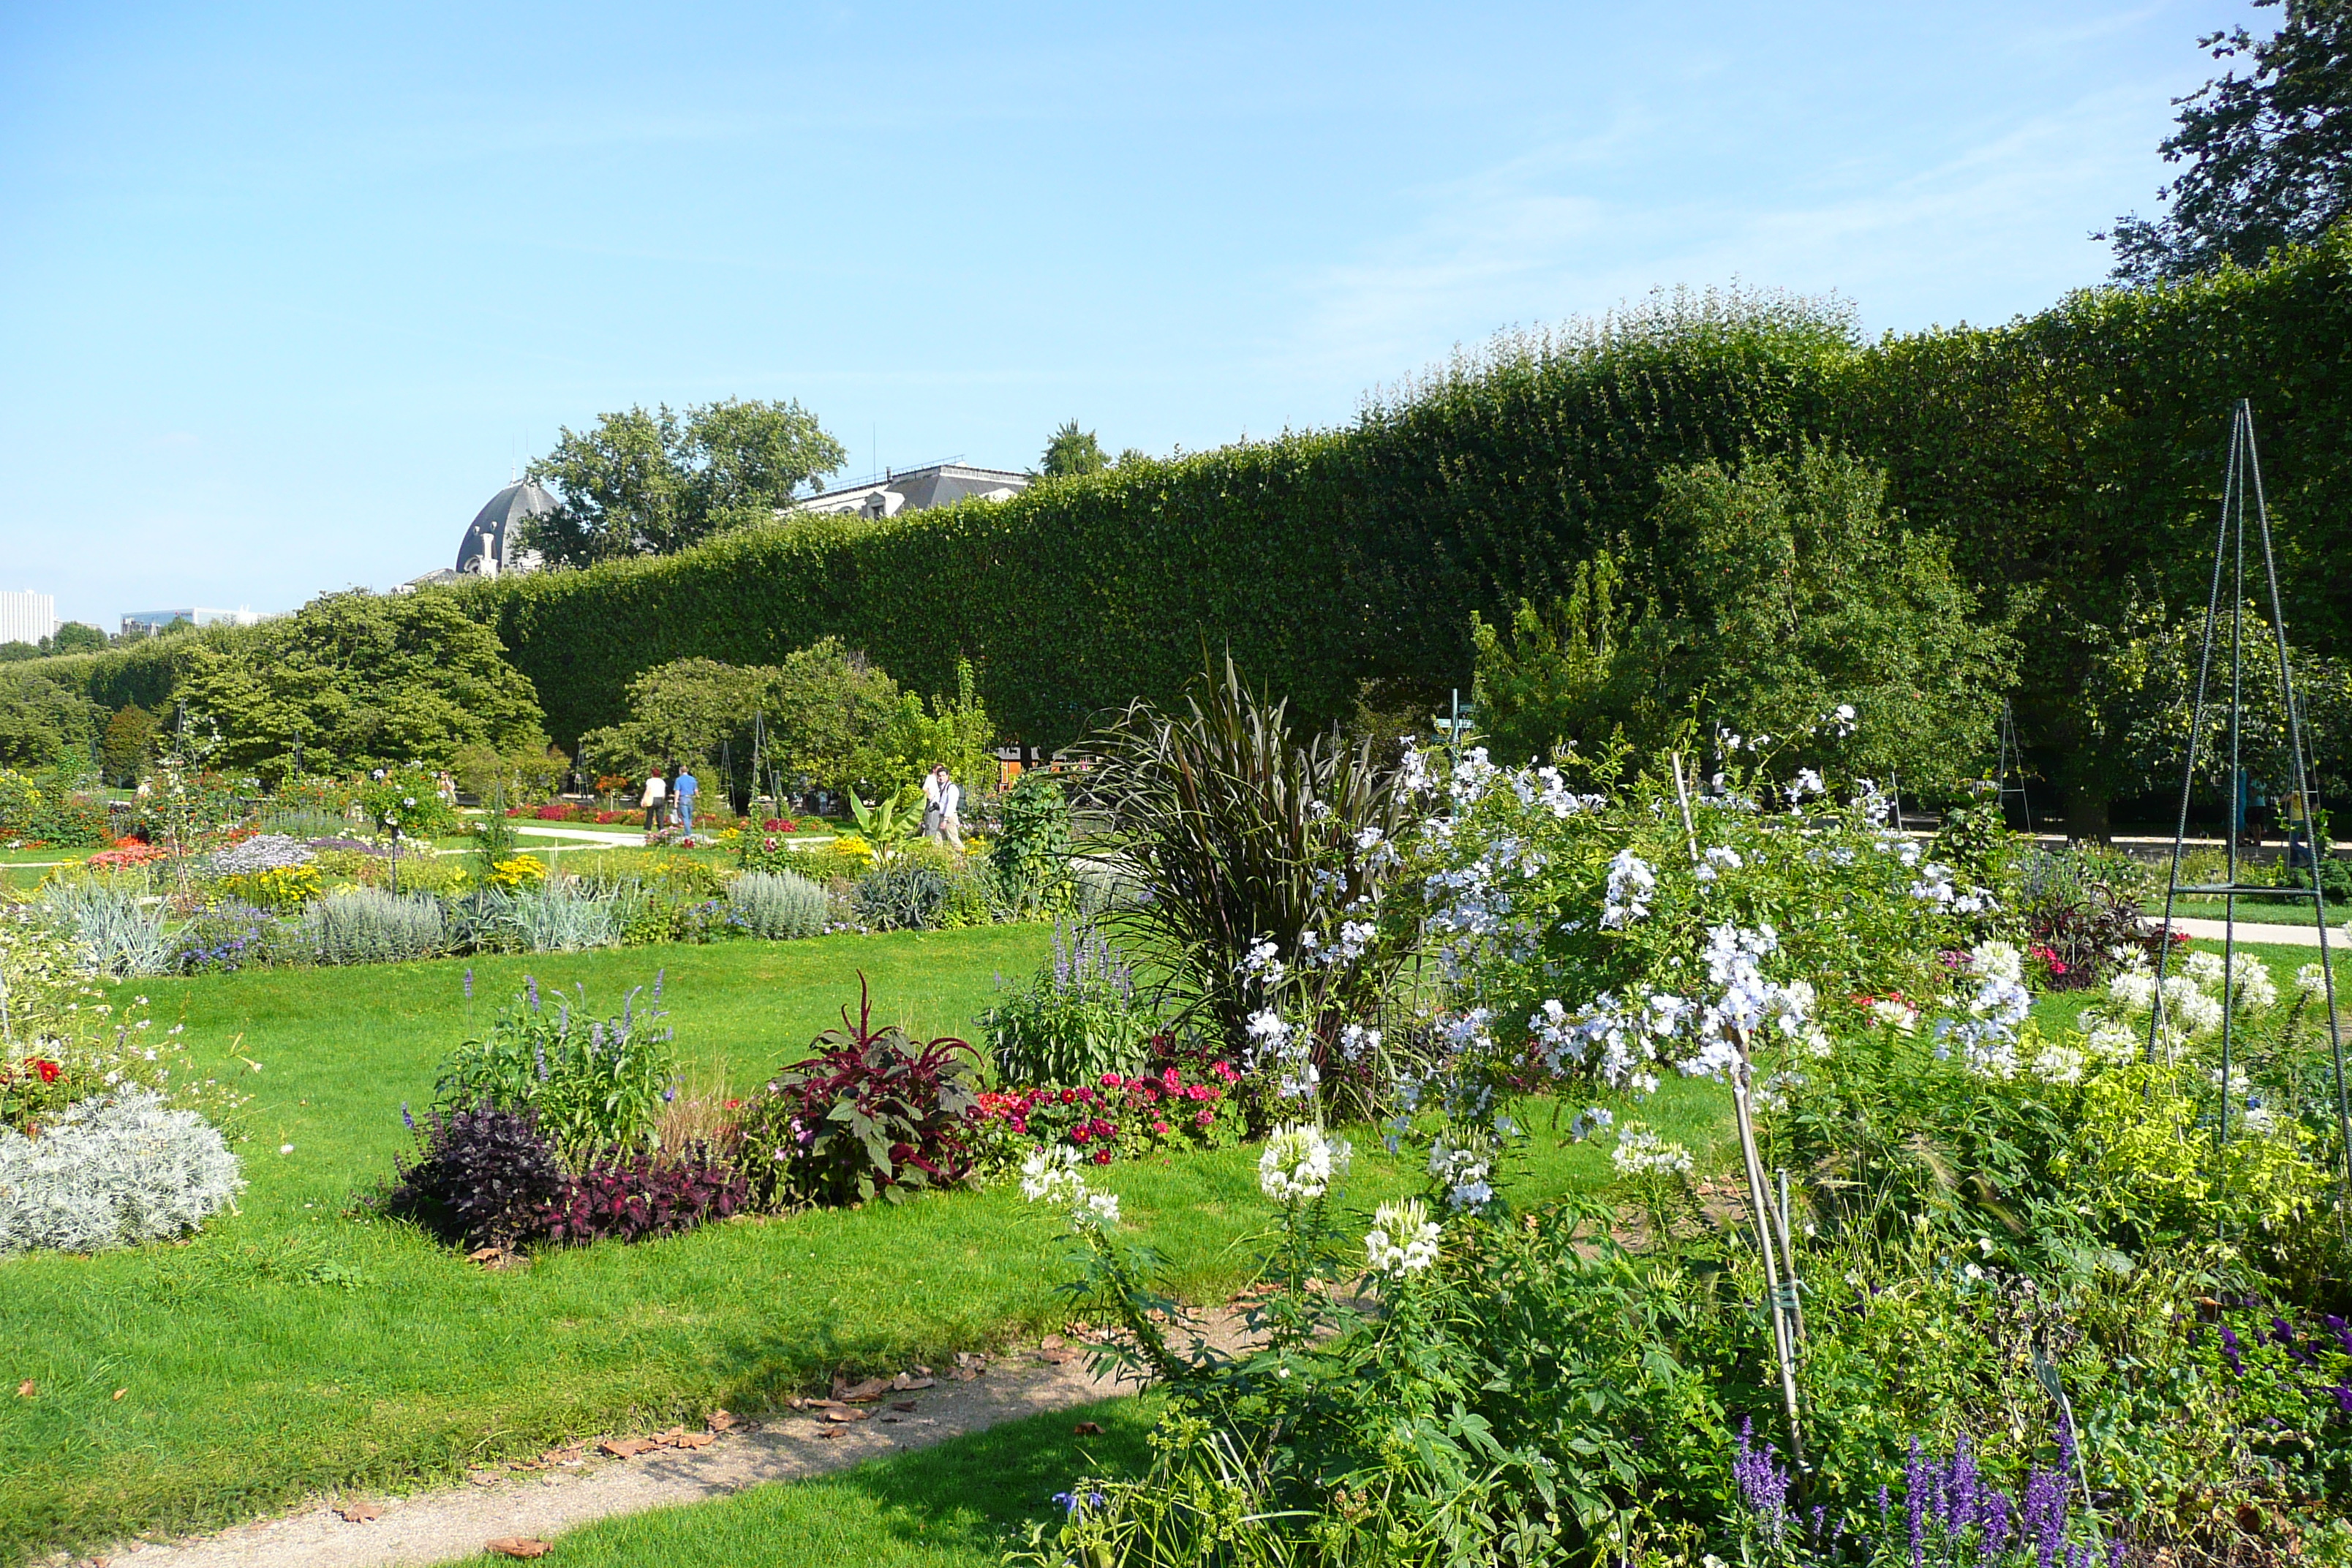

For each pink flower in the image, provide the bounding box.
[1194,1108,1215,1128]
[1153,1120,1171,1136]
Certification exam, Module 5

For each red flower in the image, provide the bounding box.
[1195,1108,1215,1128]
[1090,1149,1112,1165]
[1059,1088,1077,1104]
[1070,1126,1090,1145]
[1101,1072,1123,1087]
[32,1059,60,1084]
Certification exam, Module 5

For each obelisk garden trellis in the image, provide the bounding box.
[2145,398,2352,1223]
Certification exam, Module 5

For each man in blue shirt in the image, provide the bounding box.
[674,764,698,834]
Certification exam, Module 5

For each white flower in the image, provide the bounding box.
[1600,848,1656,929]
[1610,1122,1693,1178]
[2298,962,2330,1000]
[1364,1198,1441,1278]
[1970,942,2024,984]
[1259,1123,1349,1204]
[279,1143,295,1156]
[1020,1145,1088,1205]
[1790,767,1825,799]
[1867,998,1918,1033]
[1082,1191,1122,1228]
[1428,1134,1496,1211]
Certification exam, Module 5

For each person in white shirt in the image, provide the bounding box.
[641,769,668,832]
[920,766,945,840]
[936,769,964,851]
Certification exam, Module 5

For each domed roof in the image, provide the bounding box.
[456,480,557,573]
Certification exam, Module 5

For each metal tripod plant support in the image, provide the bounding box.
[1996,698,2034,834]
[2146,399,2352,1223]
[1671,753,1806,1465]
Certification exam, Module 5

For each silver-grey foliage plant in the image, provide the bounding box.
[728,870,828,940]
[37,882,175,978]
[301,887,448,965]
[0,1089,244,1254]
[496,882,637,952]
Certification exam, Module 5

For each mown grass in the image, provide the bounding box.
[0,929,1727,1564]
[448,1398,1158,1568]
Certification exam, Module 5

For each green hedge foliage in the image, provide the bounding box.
[17,235,2352,821]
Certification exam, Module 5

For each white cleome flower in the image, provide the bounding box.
[1610,1122,1694,1178]
[2298,962,2330,999]
[1020,1145,1088,1206]
[1259,1123,1349,1204]
[1364,1198,1441,1278]
[1081,1191,1123,1228]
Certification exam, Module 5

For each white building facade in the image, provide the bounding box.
[119,608,267,636]
[0,591,58,647]
[787,462,1029,520]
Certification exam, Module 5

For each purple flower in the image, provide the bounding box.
[535,1040,549,1082]
[463,968,473,1000]
[1733,1419,1792,1545]
[2219,1326,2245,1376]
[652,967,665,1002]
[526,974,540,1011]
[1906,1439,1929,1568]
[401,1101,415,1130]
[662,1085,677,1103]
[2332,1384,2352,1415]
[2021,1467,2068,1568]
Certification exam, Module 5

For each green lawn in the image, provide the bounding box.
[448,1398,1156,1568]
[0,930,1726,1565]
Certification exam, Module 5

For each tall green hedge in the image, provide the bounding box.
[20,236,2352,829]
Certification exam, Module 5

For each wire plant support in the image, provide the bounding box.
[2145,399,2352,1229]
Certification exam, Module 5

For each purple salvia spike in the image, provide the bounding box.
[653,967,664,1002]
[527,974,540,1011]
[464,968,474,1000]
[535,1040,548,1081]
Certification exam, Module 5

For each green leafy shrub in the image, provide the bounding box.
[989,769,1074,916]
[736,981,981,1208]
[851,861,948,930]
[359,766,460,840]
[431,973,677,1161]
[979,919,1161,1086]
[725,870,826,939]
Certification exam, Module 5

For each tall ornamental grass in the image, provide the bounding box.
[726,870,827,940]
[301,887,448,965]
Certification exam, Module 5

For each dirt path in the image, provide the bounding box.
[91,1321,1242,1568]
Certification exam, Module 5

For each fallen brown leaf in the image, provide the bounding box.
[839,1376,892,1403]
[1073,1421,1104,1436]
[889,1399,919,1412]
[889,1373,935,1391]
[950,1366,979,1381]
[598,1436,659,1458]
[14,1380,32,1398]
[706,1409,736,1432]
[662,1430,715,1450]
[336,1502,383,1523]
[486,1537,552,1559]
[1040,1333,1067,1351]
[818,1427,842,1440]
[111,1388,127,1401]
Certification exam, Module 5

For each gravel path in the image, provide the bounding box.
[89,1319,1241,1568]
[2165,916,2342,947]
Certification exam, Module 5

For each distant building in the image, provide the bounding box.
[787,461,1029,521]
[402,479,555,592]
[120,607,266,636]
[0,591,57,647]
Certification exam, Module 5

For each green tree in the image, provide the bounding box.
[0,668,97,769]
[175,591,548,781]
[40,622,108,656]
[99,704,159,785]
[523,398,848,568]
[2106,0,2352,282]
[881,658,996,792]
[767,638,904,799]
[1474,448,2016,791]
[1039,420,1109,478]
[0,643,37,664]
[577,657,781,776]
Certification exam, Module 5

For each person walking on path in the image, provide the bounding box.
[935,766,965,851]
[641,767,668,834]
[674,764,700,835]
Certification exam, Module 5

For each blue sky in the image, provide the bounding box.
[1,1,2259,631]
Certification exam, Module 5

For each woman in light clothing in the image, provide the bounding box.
[936,769,964,851]
[641,769,667,832]
[920,766,945,840]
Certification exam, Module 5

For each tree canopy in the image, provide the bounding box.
[1473,448,2016,792]
[176,591,548,781]
[1039,420,1109,478]
[0,667,97,771]
[577,644,995,802]
[522,398,848,568]
[2107,0,2352,281]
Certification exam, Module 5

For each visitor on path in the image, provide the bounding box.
[641,768,668,832]
[936,767,964,851]
[674,765,699,834]
[921,765,945,840]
